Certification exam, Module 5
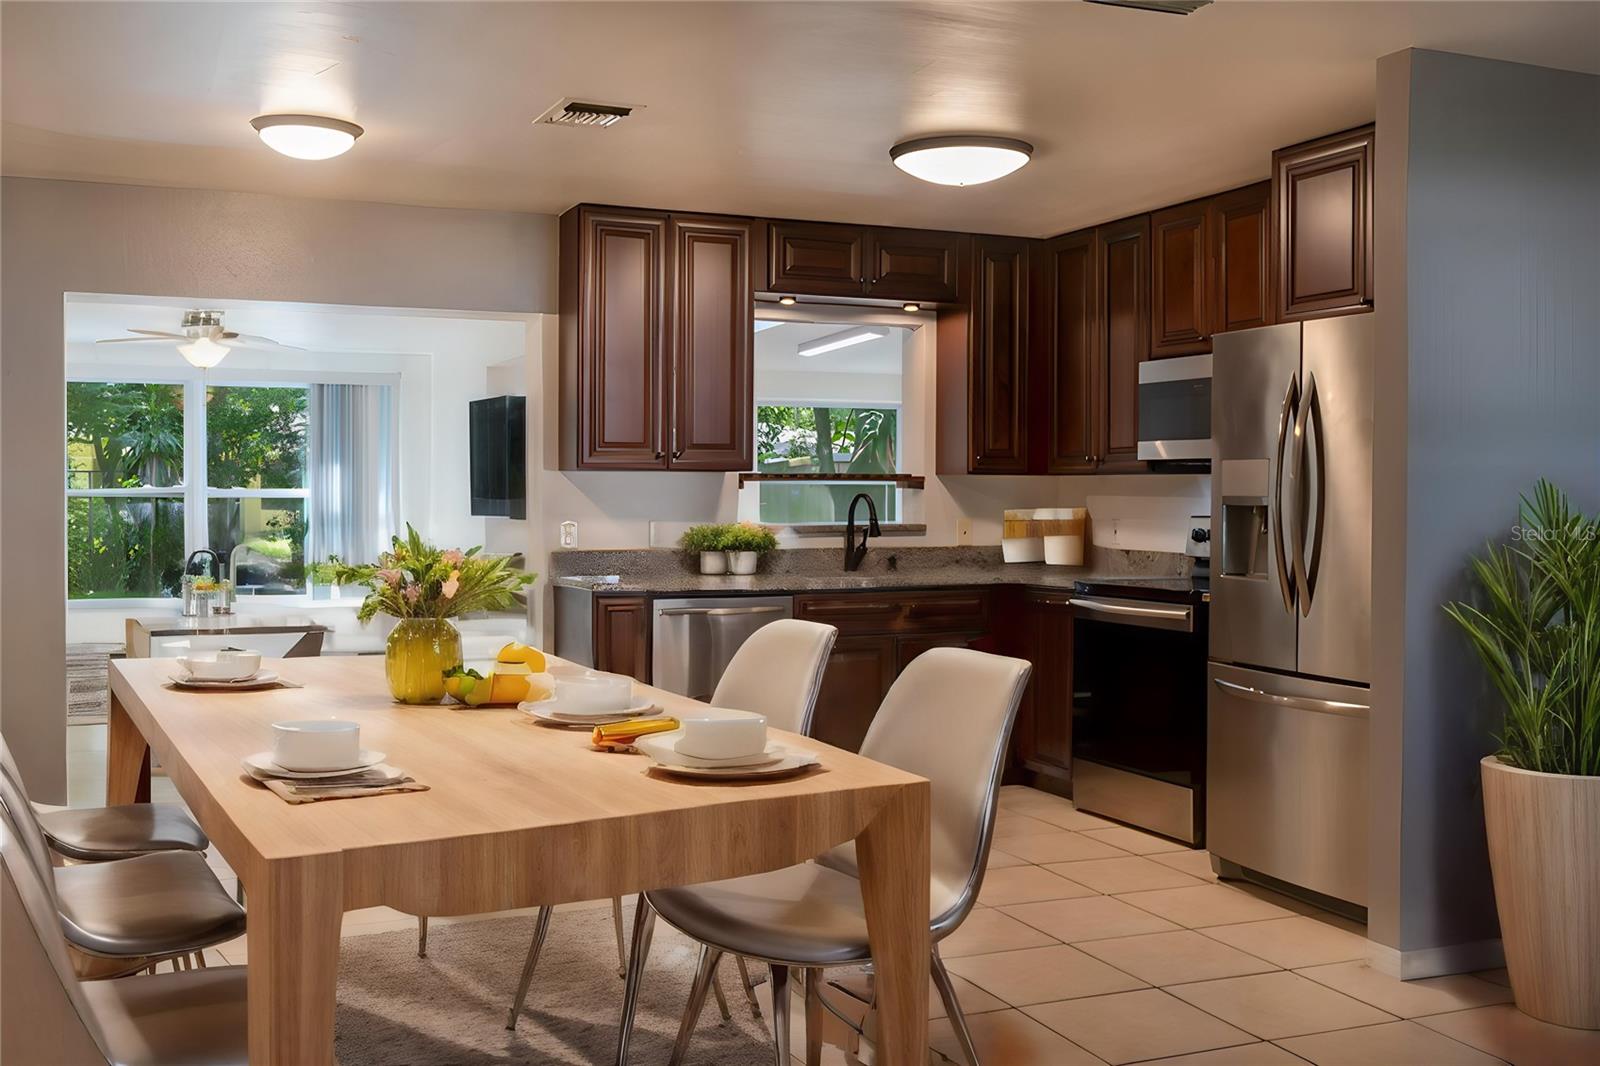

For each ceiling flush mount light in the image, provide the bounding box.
[798,326,888,358]
[250,114,363,160]
[890,135,1034,187]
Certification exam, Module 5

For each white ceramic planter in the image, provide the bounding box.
[698,551,728,575]
[1481,755,1600,1028]
[726,551,759,575]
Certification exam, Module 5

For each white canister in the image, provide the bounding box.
[1001,508,1046,563]
[725,550,759,575]
[1043,508,1087,566]
[699,551,729,575]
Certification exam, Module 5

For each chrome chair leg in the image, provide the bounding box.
[504,906,554,1031]
[667,943,724,1066]
[417,915,429,958]
[768,964,791,1066]
[614,896,656,1066]
[611,895,627,977]
[803,967,825,1066]
[931,946,980,1066]
[735,954,763,1016]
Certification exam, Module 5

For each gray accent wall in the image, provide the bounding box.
[1370,50,1600,966]
[1,177,557,801]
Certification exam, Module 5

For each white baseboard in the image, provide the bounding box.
[1368,937,1504,979]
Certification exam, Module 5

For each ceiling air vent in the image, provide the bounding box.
[534,98,636,129]
[1085,0,1211,14]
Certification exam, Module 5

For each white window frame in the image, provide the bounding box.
[66,364,398,606]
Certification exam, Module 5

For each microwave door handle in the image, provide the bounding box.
[1291,372,1316,617]
[1272,373,1299,613]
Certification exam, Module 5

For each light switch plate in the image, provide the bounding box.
[559,521,578,548]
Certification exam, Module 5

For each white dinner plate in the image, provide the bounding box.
[170,671,280,690]
[634,732,790,769]
[518,698,656,722]
[647,752,820,781]
[241,750,387,780]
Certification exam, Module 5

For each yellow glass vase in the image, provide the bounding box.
[385,618,463,704]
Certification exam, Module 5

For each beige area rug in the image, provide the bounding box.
[335,903,778,1065]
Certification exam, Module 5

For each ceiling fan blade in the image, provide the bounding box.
[129,328,187,338]
[220,333,304,350]
[96,334,179,344]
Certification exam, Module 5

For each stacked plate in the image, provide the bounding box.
[520,697,656,728]
[635,731,819,780]
[519,669,655,727]
[241,750,394,782]
[171,650,280,690]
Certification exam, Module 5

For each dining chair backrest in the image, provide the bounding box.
[710,619,838,736]
[0,734,59,886]
[857,646,1030,934]
[0,804,111,1064]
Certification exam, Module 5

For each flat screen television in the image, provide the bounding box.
[469,395,526,519]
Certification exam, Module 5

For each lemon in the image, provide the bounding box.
[496,642,547,673]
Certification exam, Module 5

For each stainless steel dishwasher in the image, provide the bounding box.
[651,596,793,700]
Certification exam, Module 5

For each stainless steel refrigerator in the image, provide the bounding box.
[1207,315,1372,911]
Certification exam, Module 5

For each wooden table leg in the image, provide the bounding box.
[106,689,150,804]
[247,853,344,1065]
[856,781,931,1066]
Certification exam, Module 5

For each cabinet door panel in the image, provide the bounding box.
[670,216,754,470]
[768,221,865,297]
[970,236,1030,473]
[1274,125,1374,321]
[1150,202,1211,357]
[1097,216,1150,469]
[1015,596,1073,777]
[1042,230,1100,473]
[1209,182,1273,334]
[594,596,651,683]
[809,635,896,753]
[867,229,960,303]
[575,209,669,468]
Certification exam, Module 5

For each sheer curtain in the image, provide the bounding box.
[308,383,397,566]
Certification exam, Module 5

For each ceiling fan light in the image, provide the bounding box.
[251,114,363,160]
[890,135,1033,187]
[178,336,229,369]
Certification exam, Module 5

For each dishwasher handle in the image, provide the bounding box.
[656,605,788,617]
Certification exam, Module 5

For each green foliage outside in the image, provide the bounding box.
[1445,480,1600,776]
[755,405,898,523]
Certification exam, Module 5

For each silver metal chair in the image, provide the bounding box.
[504,618,838,1032]
[1,811,248,1066]
[616,646,1030,1066]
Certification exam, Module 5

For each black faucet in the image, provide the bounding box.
[185,548,222,578]
[844,493,881,572]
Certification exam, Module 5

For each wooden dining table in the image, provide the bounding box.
[107,655,930,1065]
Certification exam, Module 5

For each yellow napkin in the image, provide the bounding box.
[591,717,680,751]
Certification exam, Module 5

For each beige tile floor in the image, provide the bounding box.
[64,727,1599,1065]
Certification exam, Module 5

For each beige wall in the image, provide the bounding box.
[0,176,557,801]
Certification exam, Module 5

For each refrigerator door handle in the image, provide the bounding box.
[1272,374,1299,613]
[1291,372,1317,617]
[1213,677,1369,717]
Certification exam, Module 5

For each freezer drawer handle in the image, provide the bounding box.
[657,606,788,617]
[1067,597,1193,630]
[1212,677,1369,717]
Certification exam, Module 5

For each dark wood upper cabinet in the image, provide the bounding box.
[938,235,1030,474]
[561,206,670,469]
[866,228,961,303]
[1274,124,1374,321]
[1097,216,1150,471]
[669,216,755,470]
[766,220,865,297]
[1038,229,1101,473]
[1209,181,1274,334]
[1150,201,1211,357]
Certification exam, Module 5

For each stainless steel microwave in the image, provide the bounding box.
[1137,353,1212,469]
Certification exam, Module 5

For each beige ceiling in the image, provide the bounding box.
[4,2,1597,236]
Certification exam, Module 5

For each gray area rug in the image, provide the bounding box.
[67,643,123,725]
[335,904,775,1065]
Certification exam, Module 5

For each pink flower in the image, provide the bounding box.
[441,549,465,566]
[402,585,421,605]
[375,568,402,587]
[441,570,461,599]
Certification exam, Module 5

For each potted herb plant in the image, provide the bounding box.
[1445,480,1600,1029]
[316,526,536,705]
[681,523,730,574]
[722,522,778,575]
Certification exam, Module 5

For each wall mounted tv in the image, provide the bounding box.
[469,395,526,519]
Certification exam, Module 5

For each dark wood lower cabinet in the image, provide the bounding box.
[1011,593,1074,784]
[808,634,898,752]
[592,596,651,683]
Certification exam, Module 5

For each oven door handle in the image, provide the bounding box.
[1067,597,1193,632]
[1212,677,1369,717]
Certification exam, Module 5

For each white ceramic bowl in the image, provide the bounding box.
[271,720,361,772]
[178,650,262,681]
[675,713,768,760]
[550,672,634,713]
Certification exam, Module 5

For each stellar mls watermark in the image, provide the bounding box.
[1511,524,1599,543]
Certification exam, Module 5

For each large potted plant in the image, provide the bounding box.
[317,526,535,704]
[1446,480,1600,1029]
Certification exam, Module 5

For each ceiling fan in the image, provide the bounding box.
[96,309,301,369]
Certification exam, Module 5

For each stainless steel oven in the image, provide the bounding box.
[1069,589,1208,844]
[1137,353,1212,470]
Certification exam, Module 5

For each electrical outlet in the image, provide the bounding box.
[956,518,973,545]
[559,521,578,548]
